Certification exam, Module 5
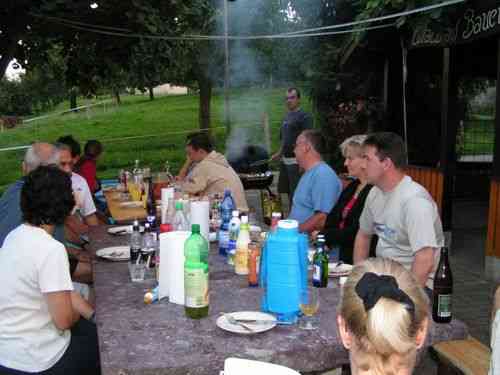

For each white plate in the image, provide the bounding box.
[119,201,144,208]
[107,225,144,235]
[328,262,353,277]
[216,311,277,335]
[96,246,130,261]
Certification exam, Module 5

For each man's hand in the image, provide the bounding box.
[271,152,281,161]
[353,229,371,264]
[299,212,327,234]
[77,252,92,263]
[411,247,436,287]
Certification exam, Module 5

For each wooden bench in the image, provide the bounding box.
[431,336,491,375]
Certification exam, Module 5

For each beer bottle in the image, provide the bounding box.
[312,235,328,288]
[432,247,453,323]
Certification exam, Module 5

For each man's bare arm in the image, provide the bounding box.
[411,247,436,287]
[298,212,327,233]
[353,229,372,264]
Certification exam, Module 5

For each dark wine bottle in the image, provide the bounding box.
[432,247,453,323]
[312,235,328,288]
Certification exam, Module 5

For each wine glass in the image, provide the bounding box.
[299,287,320,330]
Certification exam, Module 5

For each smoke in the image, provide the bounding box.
[217,0,271,161]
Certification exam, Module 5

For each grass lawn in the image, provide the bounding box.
[0,88,313,193]
[461,114,495,156]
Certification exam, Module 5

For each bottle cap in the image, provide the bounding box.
[278,219,298,229]
[240,215,248,224]
[191,224,200,233]
[159,223,173,233]
[232,210,239,217]
[133,219,140,231]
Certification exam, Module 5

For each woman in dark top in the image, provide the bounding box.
[319,135,376,264]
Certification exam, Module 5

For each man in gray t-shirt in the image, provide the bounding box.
[271,87,312,205]
[353,132,444,289]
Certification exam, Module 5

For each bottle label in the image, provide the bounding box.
[437,294,452,318]
[185,268,209,308]
[313,264,321,282]
[218,231,229,253]
[235,248,249,274]
[227,239,237,252]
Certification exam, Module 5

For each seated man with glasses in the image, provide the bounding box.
[0,143,93,286]
[288,130,341,233]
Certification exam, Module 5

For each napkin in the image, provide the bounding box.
[223,358,300,375]
[159,231,190,304]
[189,200,209,241]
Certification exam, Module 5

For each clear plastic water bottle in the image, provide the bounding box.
[129,219,142,265]
[218,189,235,256]
[226,210,240,265]
[173,201,189,231]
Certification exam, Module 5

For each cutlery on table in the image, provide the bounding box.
[223,314,255,332]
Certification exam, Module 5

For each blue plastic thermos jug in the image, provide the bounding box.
[260,219,308,324]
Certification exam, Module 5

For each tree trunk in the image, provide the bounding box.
[0,56,12,81]
[149,87,154,101]
[70,88,78,111]
[114,90,121,105]
[198,77,212,131]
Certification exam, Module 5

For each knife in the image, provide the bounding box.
[232,318,276,324]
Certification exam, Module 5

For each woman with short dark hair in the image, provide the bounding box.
[0,166,100,375]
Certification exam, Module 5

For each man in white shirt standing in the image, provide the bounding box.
[353,132,444,290]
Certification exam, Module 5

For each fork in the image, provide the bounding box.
[224,314,254,332]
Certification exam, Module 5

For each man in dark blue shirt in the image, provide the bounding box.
[271,87,313,207]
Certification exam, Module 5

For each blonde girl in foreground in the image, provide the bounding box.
[337,258,429,375]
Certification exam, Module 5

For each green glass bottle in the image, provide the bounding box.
[184,224,209,319]
[312,235,328,288]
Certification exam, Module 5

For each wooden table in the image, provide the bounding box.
[104,190,146,223]
[89,225,469,375]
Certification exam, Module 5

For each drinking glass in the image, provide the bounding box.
[130,263,146,282]
[299,287,320,330]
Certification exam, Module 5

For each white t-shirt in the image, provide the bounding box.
[72,172,96,217]
[0,224,73,372]
[359,176,444,288]
[490,310,500,375]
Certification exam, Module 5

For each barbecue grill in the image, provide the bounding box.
[227,145,274,191]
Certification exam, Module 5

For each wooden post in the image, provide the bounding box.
[439,47,458,232]
[485,36,500,278]
[262,113,271,154]
[383,58,389,113]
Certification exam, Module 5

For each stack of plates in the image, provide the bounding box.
[328,262,353,277]
[96,246,130,261]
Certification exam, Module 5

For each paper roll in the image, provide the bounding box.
[190,200,209,241]
[158,231,190,305]
[161,187,175,204]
